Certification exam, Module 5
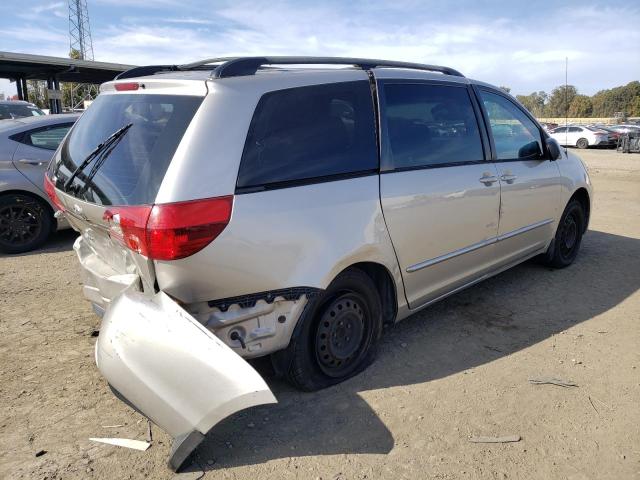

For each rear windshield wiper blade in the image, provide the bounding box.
[63,123,133,192]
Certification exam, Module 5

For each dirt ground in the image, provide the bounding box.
[1,148,638,480]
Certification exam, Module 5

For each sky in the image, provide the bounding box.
[1,0,639,98]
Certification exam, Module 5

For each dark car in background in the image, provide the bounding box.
[0,100,46,120]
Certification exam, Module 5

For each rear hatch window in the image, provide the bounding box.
[52,93,203,206]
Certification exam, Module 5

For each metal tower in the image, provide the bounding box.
[68,0,94,60]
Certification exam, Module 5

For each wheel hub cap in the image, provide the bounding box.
[316,296,365,371]
[0,203,41,246]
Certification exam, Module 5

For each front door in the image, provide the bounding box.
[476,89,561,267]
[378,80,501,308]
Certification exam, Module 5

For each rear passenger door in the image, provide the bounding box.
[476,89,561,266]
[12,123,73,192]
[378,80,501,308]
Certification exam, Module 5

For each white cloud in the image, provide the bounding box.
[1,1,639,97]
[0,26,68,44]
[162,18,214,25]
[32,1,65,14]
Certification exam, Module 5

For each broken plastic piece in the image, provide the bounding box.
[89,437,151,451]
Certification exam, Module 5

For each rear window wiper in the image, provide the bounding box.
[63,123,133,193]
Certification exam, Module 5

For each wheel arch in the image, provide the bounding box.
[568,187,591,233]
[341,262,398,325]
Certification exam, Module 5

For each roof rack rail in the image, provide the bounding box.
[115,64,179,80]
[113,56,464,81]
[207,56,464,79]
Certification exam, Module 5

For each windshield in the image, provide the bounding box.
[52,93,203,206]
[0,104,45,119]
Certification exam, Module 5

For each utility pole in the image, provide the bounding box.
[68,0,95,61]
[67,0,97,111]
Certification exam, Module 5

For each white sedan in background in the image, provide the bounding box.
[549,125,615,149]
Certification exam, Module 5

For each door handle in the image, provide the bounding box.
[479,174,498,186]
[500,174,517,184]
[18,158,45,166]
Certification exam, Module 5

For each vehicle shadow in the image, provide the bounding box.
[185,229,640,472]
[0,229,78,258]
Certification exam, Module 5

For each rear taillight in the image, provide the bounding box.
[103,196,233,261]
[44,175,65,211]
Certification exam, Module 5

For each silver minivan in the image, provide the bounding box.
[45,57,592,470]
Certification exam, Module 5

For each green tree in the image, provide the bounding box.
[630,95,640,117]
[546,85,578,117]
[499,86,511,94]
[591,81,640,117]
[568,95,593,117]
[516,91,548,117]
[26,80,48,109]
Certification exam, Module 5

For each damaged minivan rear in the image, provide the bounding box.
[46,57,591,471]
[46,74,279,469]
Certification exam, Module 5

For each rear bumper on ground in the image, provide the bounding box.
[95,286,277,471]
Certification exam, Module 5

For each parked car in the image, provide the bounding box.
[608,124,640,134]
[45,57,592,471]
[588,125,621,142]
[549,125,615,148]
[0,100,46,120]
[0,113,78,253]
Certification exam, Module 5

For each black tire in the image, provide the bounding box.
[0,193,53,254]
[541,199,585,268]
[275,268,383,391]
[576,138,589,149]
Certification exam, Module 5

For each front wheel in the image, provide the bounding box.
[276,268,383,391]
[0,193,53,254]
[541,199,585,268]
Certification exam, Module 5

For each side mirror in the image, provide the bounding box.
[546,138,562,160]
[517,140,543,159]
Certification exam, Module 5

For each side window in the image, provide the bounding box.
[237,81,377,189]
[480,90,543,160]
[383,83,484,169]
[26,125,72,151]
[569,127,582,132]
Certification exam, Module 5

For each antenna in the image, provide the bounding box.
[68,0,95,60]
[564,56,568,152]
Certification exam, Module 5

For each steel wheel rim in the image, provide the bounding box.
[559,212,578,258]
[315,292,371,378]
[0,201,43,247]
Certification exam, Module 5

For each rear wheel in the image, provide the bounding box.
[0,193,53,254]
[276,268,383,391]
[576,138,589,149]
[541,199,585,268]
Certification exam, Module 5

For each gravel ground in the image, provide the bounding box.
[1,148,639,480]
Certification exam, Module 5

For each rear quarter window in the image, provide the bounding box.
[26,125,73,150]
[237,81,378,190]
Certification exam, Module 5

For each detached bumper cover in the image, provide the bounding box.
[95,287,277,470]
